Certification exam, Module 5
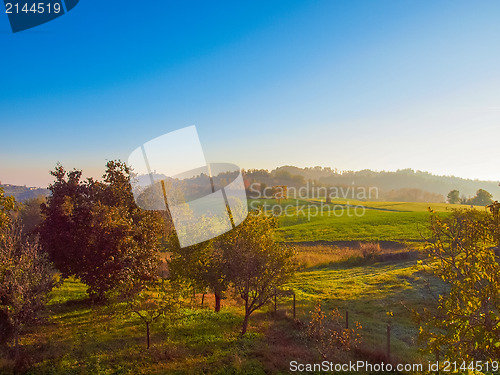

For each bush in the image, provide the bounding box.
[417,208,500,361]
[306,304,361,359]
[360,242,381,261]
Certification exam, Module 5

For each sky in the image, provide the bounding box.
[1,0,500,187]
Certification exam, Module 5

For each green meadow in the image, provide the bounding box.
[250,198,480,244]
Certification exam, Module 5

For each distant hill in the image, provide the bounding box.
[0,184,49,202]
[3,166,499,203]
[244,166,500,201]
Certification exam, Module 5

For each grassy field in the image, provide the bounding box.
[287,258,445,363]
[5,278,316,374]
[0,200,463,374]
[250,199,482,244]
[4,256,443,374]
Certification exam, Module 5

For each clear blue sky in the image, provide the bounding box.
[1,0,500,187]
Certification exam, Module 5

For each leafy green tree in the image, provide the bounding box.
[0,222,56,358]
[17,196,46,239]
[125,280,182,349]
[168,218,229,312]
[0,188,16,347]
[471,189,493,206]
[39,161,163,301]
[0,187,15,235]
[447,189,460,204]
[460,189,494,206]
[222,212,296,334]
[416,208,500,361]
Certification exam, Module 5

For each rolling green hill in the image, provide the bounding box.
[249,199,483,245]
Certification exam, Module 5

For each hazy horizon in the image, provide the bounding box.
[1,162,498,189]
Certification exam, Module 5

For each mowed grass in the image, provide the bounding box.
[278,210,432,243]
[286,259,445,364]
[7,278,316,375]
[4,250,443,374]
[249,199,483,244]
[7,260,441,374]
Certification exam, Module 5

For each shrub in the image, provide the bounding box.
[306,304,361,359]
[360,242,381,261]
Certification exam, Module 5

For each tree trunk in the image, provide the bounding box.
[215,293,221,312]
[14,325,19,361]
[201,293,205,306]
[146,321,150,349]
[241,313,249,335]
[241,299,250,335]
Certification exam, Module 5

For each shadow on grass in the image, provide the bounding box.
[49,297,94,313]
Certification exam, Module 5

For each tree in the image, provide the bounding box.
[125,280,181,349]
[416,208,500,361]
[16,196,46,239]
[0,187,15,236]
[260,183,268,198]
[0,187,16,347]
[39,161,163,301]
[447,190,460,204]
[168,218,230,312]
[471,189,493,206]
[0,221,56,358]
[223,212,296,334]
[460,189,494,206]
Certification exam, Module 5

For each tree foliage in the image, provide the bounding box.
[472,189,494,206]
[0,187,15,236]
[168,234,229,312]
[447,189,460,204]
[0,221,56,355]
[460,189,494,206]
[39,161,163,301]
[223,212,296,334]
[417,208,500,361]
[168,210,296,334]
[14,196,46,241]
[167,209,236,313]
[306,304,362,359]
[125,280,182,349]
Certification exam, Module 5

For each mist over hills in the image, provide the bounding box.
[244,166,500,202]
[3,166,499,203]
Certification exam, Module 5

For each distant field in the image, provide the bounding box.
[248,199,484,244]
